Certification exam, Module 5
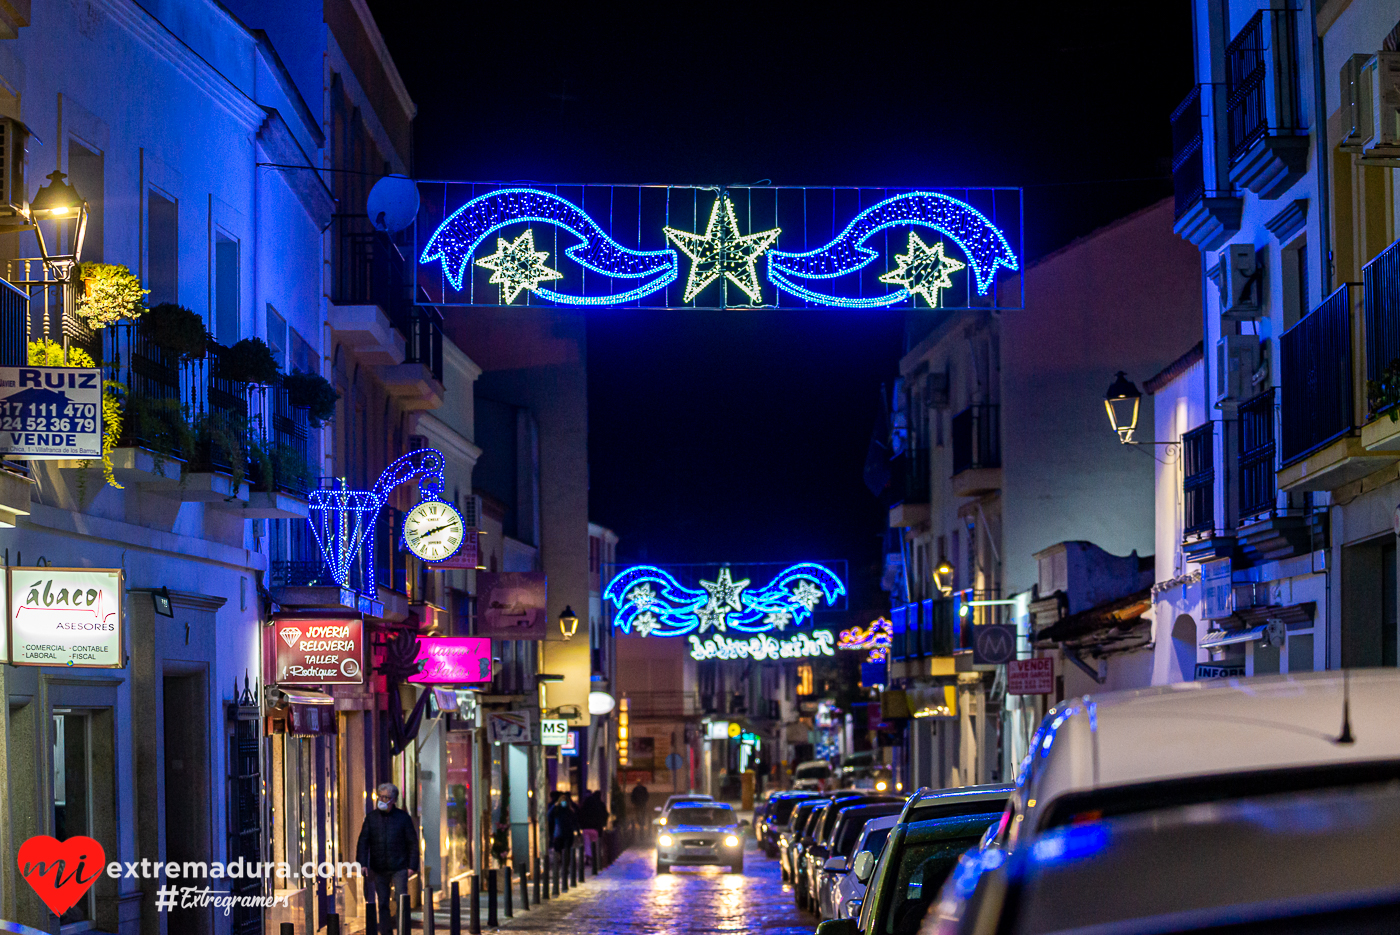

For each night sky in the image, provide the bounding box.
[368,2,1194,617]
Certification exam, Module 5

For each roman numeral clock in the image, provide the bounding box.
[402,498,466,563]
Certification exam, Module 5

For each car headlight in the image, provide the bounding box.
[875,781,888,791]
[659,817,667,826]
[724,835,740,847]
[658,834,673,847]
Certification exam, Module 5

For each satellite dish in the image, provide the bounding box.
[366,174,420,233]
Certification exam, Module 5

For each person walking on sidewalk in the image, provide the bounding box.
[629,782,650,835]
[548,791,580,876]
[356,783,420,935]
[578,789,609,864]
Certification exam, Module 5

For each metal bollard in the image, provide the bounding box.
[560,848,569,893]
[450,881,462,935]
[504,864,513,919]
[424,883,436,935]
[520,861,530,911]
[469,874,481,935]
[326,913,341,935]
[535,856,544,903]
[552,852,560,897]
[281,925,295,935]
[398,893,410,935]
[487,868,498,928]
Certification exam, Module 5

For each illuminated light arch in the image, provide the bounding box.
[604,562,846,637]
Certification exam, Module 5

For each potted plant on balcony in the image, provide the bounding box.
[250,437,316,496]
[28,339,126,492]
[75,263,148,328]
[1368,359,1400,422]
[139,303,208,360]
[221,337,280,385]
[281,370,339,427]
[193,408,250,490]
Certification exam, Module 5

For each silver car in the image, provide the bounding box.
[655,802,745,873]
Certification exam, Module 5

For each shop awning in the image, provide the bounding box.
[280,688,334,705]
[1200,624,1268,648]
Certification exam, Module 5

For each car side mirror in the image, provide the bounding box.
[852,850,876,883]
[816,919,859,935]
[824,856,848,872]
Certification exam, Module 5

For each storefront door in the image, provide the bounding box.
[53,710,93,926]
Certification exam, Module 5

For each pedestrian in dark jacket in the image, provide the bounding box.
[355,783,419,935]
[578,790,609,862]
[547,791,579,854]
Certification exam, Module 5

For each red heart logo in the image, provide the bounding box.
[17,835,106,916]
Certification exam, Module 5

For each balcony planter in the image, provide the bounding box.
[76,263,148,328]
[282,371,339,426]
[140,303,208,361]
[220,338,280,385]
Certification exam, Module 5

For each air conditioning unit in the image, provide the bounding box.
[1216,335,1260,408]
[1218,244,1261,320]
[1350,52,1400,164]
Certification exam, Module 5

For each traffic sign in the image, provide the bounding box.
[972,624,1016,666]
[1007,658,1054,694]
[727,721,742,738]
[665,752,684,770]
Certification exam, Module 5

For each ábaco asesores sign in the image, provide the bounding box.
[7,567,123,667]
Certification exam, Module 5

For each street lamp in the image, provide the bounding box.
[558,605,579,640]
[1104,371,1142,444]
[933,559,955,596]
[28,170,88,281]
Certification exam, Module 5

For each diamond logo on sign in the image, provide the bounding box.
[280,626,302,648]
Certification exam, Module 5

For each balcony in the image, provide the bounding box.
[888,446,930,528]
[1224,10,1309,198]
[950,404,1000,497]
[1277,284,1393,492]
[1362,238,1400,452]
[1181,422,1233,562]
[1171,86,1242,250]
[1235,387,1314,560]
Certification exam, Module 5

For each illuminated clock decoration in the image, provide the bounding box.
[474,229,563,303]
[402,499,466,562]
[416,183,1021,309]
[663,196,781,304]
[604,563,846,637]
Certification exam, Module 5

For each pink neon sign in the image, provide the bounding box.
[408,637,493,683]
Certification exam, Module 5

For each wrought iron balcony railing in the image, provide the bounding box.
[1238,388,1276,519]
[1171,86,1206,219]
[951,404,1000,475]
[1281,284,1355,464]
[1183,422,1215,535]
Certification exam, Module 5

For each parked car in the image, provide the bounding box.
[804,796,904,910]
[758,791,817,857]
[926,671,1400,933]
[923,781,1400,935]
[815,784,1012,935]
[780,798,830,882]
[838,764,894,793]
[826,815,898,922]
[655,801,744,874]
[793,758,834,790]
[815,803,905,919]
[793,801,834,909]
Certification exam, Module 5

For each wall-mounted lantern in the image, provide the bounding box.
[1104,371,1142,444]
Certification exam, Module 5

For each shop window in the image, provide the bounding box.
[53,711,93,925]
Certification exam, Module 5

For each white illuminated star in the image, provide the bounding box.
[696,602,729,633]
[474,229,563,303]
[664,197,781,304]
[633,611,659,637]
[700,567,750,613]
[790,579,824,611]
[764,610,792,631]
[629,583,657,610]
[878,232,966,307]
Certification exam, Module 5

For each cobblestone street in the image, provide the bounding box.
[500,846,811,935]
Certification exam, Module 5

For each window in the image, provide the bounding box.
[291,328,316,375]
[215,234,239,345]
[147,192,178,306]
[68,142,103,262]
[265,304,286,368]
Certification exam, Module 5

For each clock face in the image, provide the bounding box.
[403,500,465,563]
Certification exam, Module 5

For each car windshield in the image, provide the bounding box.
[870,813,1002,935]
[771,797,810,824]
[804,805,831,839]
[668,806,734,827]
[789,801,822,832]
[835,809,901,856]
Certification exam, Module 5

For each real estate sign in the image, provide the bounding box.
[1007,657,1054,695]
[0,366,103,459]
[8,567,123,667]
